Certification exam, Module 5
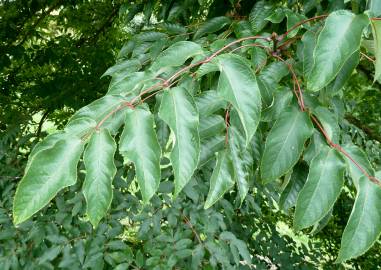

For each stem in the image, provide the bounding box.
[96,35,271,129]
[278,14,328,41]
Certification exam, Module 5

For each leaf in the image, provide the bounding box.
[193,16,231,40]
[150,41,203,72]
[257,61,289,107]
[342,144,375,189]
[261,87,293,122]
[260,106,314,183]
[159,87,200,195]
[229,112,253,204]
[119,108,161,203]
[279,162,309,212]
[199,135,225,167]
[307,11,368,91]
[83,129,117,227]
[336,172,381,263]
[328,50,359,93]
[13,136,84,225]
[294,146,346,230]
[312,106,340,144]
[216,54,261,145]
[102,59,141,78]
[107,71,150,96]
[249,1,274,33]
[199,115,225,139]
[195,90,226,116]
[371,19,381,83]
[204,150,235,209]
[301,30,318,78]
[68,95,128,135]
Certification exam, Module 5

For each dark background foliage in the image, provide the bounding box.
[1,0,381,269]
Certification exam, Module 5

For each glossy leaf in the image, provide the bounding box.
[308,11,368,91]
[68,95,128,135]
[119,108,161,203]
[13,137,84,225]
[159,87,200,195]
[195,90,226,116]
[294,146,346,230]
[342,144,375,189]
[249,1,274,33]
[199,136,225,167]
[216,54,261,145]
[260,106,314,183]
[150,41,203,71]
[193,17,231,40]
[204,150,235,209]
[337,172,381,263]
[328,51,359,93]
[279,162,308,212]
[83,129,117,227]
[199,115,225,139]
[229,125,252,204]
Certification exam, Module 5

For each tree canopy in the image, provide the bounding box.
[1,0,381,269]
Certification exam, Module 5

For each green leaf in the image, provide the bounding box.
[336,172,381,263]
[229,112,253,204]
[204,150,235,209]
[371,19,381,82]
[13,136,84,225]
[257,61,289,107]
[294,146,345,230]
[119,108,161,203]
[159,87,200,195]
[68,95,128,135]
[308,11,368,91]
[199,135,225,167]
[342,144,375,189]
[260,106,314,183]
[216,54,261,145]
[150,41,203,72]
[102,59,141,78]
[195,90,226,116]
[312,106,340,144]
[327,50,359,93]
[279,162,309,212]
[193,16,231,40]
[107,72,149,96]
[301,29,318,78]
[249,1,274,33]
[262,87,293,122]
[199,115,225,139]
[83,129,117,227]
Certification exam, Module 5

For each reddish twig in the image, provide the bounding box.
[310,115,381,187]
[278,14,328,41]
[360,52,375,62]
[224,105,231,146]
[272,54,306,111]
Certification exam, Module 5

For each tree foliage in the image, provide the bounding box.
[2,0,381,269]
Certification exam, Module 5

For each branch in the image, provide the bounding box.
[36,110,50,138]
[345,115,381,143]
